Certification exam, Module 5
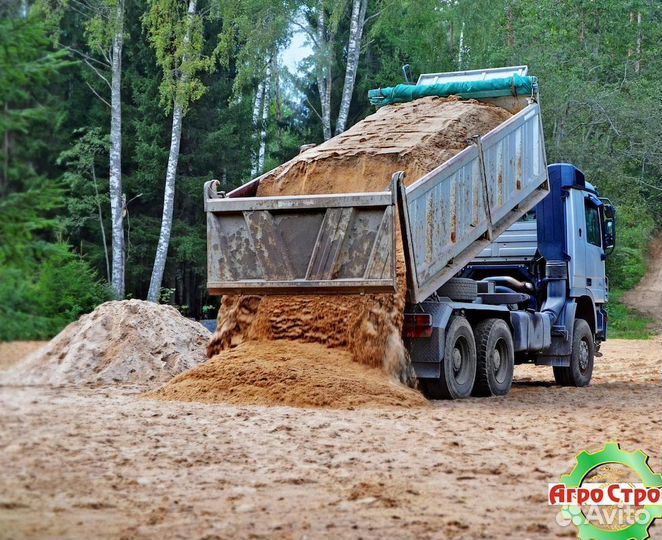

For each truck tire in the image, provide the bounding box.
[437,278,477,302]
[420,316,477,399]
[553,319,594,387]
[472,318,515,397]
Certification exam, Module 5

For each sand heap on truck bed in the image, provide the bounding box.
[157,97,512,409]
[1,300,210,388]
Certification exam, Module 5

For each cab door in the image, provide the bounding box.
[583,195,607,303]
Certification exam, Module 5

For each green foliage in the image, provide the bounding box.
[0,185,63,264]
[0,244,112,341]
[607,289,655,340]
[214,0,292,94]
[0,15,72,194]
[3,0,660,335]
[368,0,455,87]
[606,205,655,290]
[83,0,124,56]
[159,287,175,304]
[143,0,215,112]
[0,10,110,341]
[201,303,218,318]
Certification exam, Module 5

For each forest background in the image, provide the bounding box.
[1,0,659,340]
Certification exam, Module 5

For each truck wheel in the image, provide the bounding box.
[553,319,594,387]
[420,316,476,399]
[472,318,514,397]
[437,278,477,302]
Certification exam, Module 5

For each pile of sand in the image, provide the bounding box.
[0,341,45,370]
[159,97,512,408]
[253,96,512,197]
[1,300,209,388]
[149,340,428,409]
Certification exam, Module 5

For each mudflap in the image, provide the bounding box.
[535,300,577,366]
[405,302,454,380]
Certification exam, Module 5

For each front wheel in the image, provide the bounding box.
[553,318,594,387]
[420,316,477,400]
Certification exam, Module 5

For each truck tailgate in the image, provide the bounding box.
[205,182,397,295]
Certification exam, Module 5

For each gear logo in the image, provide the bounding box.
[551,442,662,540]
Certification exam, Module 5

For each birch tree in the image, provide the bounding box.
[335,0,367,135]
[315,1,333,140]
[256,54,274,175]
[108,4,125,298]
[297,0,374,139]
[37,0,126,297]
[144,0,214,303]
[250,80,265,177]
[250,54,274,178]
[457,21,465,68]
[215,0,291,176]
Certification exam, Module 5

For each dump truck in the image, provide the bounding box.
[204,66,616,399]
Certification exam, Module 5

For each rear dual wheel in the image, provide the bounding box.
[420,316,514,400]
[420,316,477,400]
[473,318,515,397]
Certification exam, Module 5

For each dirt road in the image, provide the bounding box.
[624,236,662,328]
[1,337,660,540]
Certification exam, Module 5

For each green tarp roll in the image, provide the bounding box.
[368,75,537,107]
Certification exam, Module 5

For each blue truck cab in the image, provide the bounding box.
[405,163,616,399]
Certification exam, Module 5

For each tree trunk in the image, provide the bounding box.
[147,98,184,303]
[458,21,465,68]
[447,20,454,53]
[250,79,264,177]
[2,103,8,196]
[505,2,514,49]
[109,5,125,298]
[147,0,197,303]
[257,55,273,175]
[635,11,641,74]
[316,2,333,140]
[274,62,282,127]
[335,0,367,135]
[91,164,110,282]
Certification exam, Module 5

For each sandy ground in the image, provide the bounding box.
[624,236,662,329]
[1,337,660,540]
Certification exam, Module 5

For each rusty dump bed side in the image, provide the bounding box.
[204,102,549,301]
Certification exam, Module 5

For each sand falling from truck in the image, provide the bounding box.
[154,97,514,408]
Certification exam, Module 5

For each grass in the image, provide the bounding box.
[607,289,656,340]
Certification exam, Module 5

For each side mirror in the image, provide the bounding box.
[601,200,616,254]
[604,219,615,251]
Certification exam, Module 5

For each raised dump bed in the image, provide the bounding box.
[204,66,549,304]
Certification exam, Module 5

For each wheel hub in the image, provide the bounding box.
[492,349,502,372]
[452,348,462,372]
[579,340,589,371]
